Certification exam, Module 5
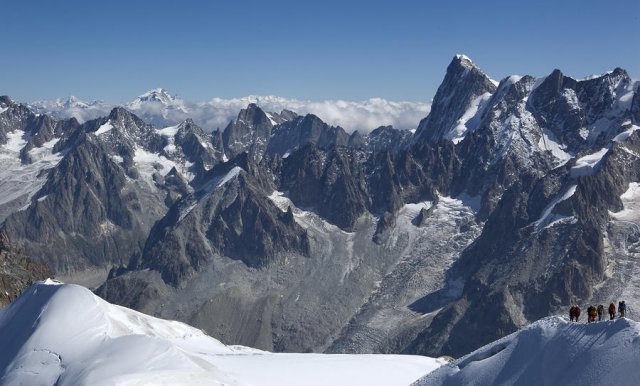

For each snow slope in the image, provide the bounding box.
[0,281,439,386]
[413,316,640,386]
[0,130,63,221]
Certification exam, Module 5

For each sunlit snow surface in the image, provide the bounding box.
[413,316,640,386]
[534,185,577,230]
[0,282,439,386]
[570,147,609,177]
[94,121,114,136]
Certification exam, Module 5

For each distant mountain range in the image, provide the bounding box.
[27,89,430,133]
[1,54,639,360]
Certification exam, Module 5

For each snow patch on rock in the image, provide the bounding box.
[94,121,113,135]
[571,147,609,177]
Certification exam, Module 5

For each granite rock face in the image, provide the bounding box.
[412,55,497,145]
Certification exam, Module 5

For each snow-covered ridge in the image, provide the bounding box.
[413,316,640,386]
[0,282,438,386]
[534,185,577,230]
[571,147,609,177]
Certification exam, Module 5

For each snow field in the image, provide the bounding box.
[0,282,439,386]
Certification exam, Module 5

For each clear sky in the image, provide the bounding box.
[1,0,638,103]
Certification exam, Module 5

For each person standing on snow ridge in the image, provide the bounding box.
[569,305,581,322]
[609,302,616,320]
[619,301,626,318]
[587,305,597,323]
[597,304,604,321]
[569,306,576,322]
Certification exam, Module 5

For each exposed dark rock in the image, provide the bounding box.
[267,114,350,156]
[414,206,435,227]
[0,231,53,307]
[2,136,147,274]
[413,55,497,144]
[222,103,273,160]
[279,143,368,230]
[365,125,412,153]
[138,156,310,286]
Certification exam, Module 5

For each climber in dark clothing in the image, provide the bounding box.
[569,305,581,322]
[619,301,626,318]
[597,304,604,321]
[609,302,616,320]
[587,305,597,323]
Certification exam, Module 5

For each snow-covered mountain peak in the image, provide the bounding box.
[61,95,90,109]
[134,87,176,105]
[449,54,490,79]
[124,88,190,127]
[453,54,476,69]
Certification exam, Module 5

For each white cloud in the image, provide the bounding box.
[28,92,431,134]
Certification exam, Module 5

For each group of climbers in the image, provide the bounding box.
[569,301,627,323]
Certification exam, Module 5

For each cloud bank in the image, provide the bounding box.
[28,91,431,133]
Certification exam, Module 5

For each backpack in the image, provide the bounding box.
[609,303,616,313]
[597,305,604,314]
[619,302,626,311]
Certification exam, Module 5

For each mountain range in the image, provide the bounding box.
[27,89,430,133]
[1,54,639,359]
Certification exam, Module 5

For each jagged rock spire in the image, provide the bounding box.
[413,55,497,144]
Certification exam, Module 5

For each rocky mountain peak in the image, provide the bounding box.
[222,104,275,160]
[413,55,498,144]
[611,67,628,78]
[453,54,478,70]
[0,95,15,107]
[236,103,271,126]
[176,118,203,135]
[108,106,134,121]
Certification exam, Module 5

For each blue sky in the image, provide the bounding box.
[2,0,638,103]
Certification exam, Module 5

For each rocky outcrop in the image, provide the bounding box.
[267,114,350,156]
[222,103,274,160]
[0,231,52,307]
[171,118,221,177]
[136,156,310,286]
[278,144,369,230]
[364,125,412,153]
